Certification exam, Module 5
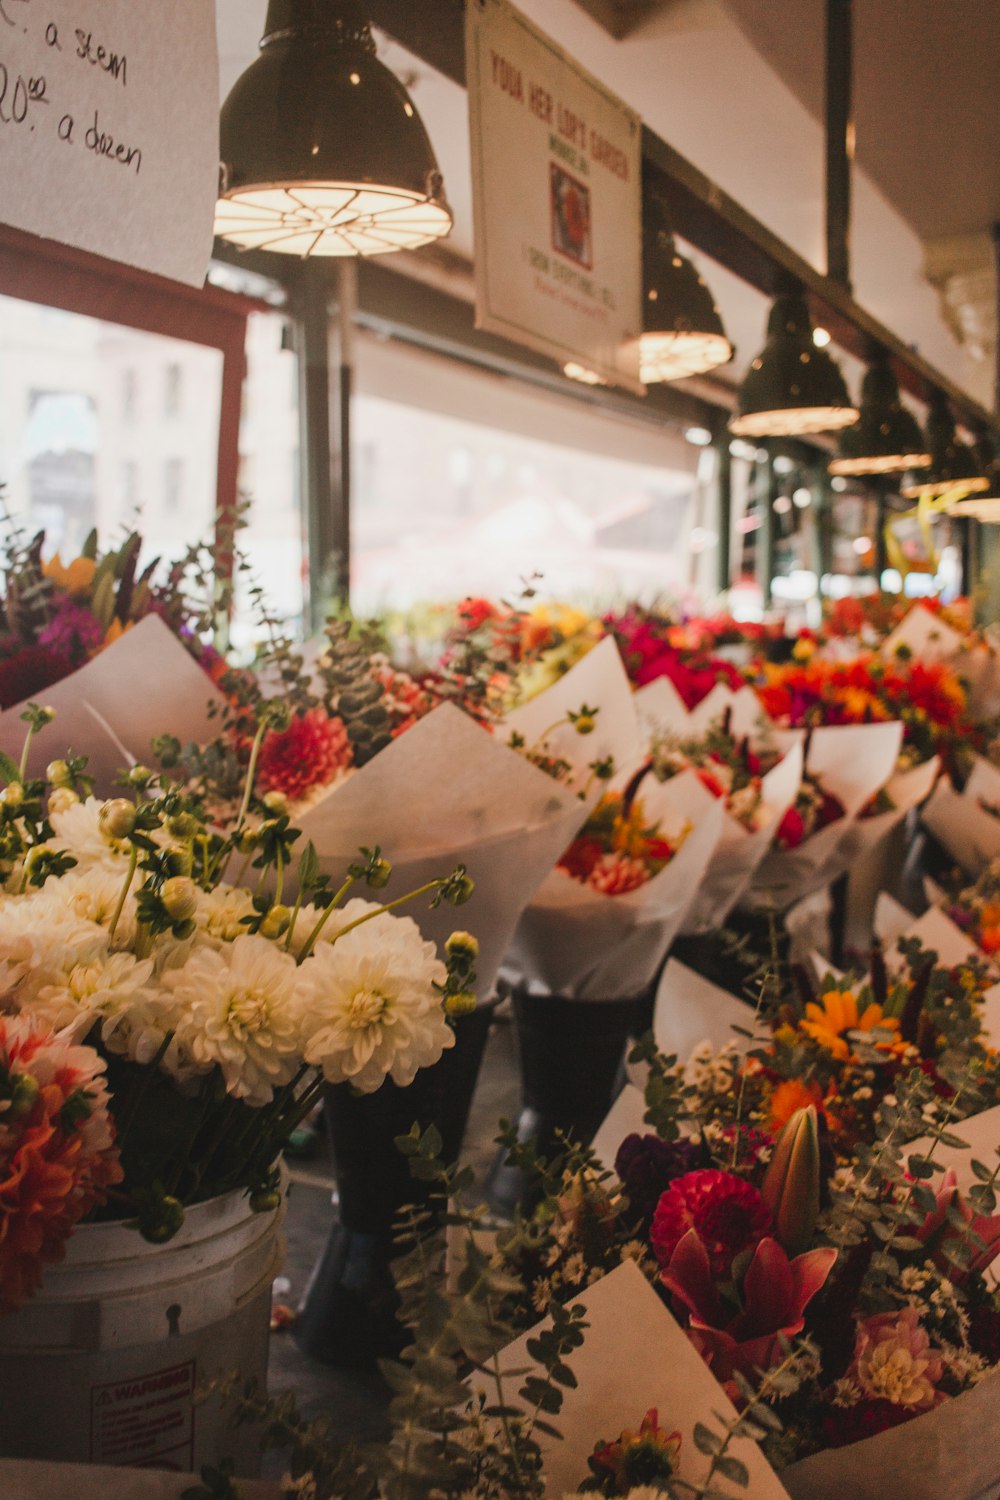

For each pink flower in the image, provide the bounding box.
[651,1169,773,1279]
[913,1167,1000,1280]
[661,1229,836,1388]
[585,852,650,895]
[849,1307,945,1411]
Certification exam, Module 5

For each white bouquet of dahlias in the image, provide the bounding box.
[0,704,476,1262]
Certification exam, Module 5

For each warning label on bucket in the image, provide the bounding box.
[89,1359,196,1469]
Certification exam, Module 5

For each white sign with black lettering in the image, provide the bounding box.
[466,0,643,393]
[0,0,218,285]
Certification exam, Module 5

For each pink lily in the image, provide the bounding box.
[915,1167,1000,1279]
[661,1228,836,1386]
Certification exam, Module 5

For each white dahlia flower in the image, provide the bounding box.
[162,932,311,1106]
[299,910,453,1092]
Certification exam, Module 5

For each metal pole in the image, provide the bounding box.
[715,423,732,596]
[296,264,336,632]
[334,259,357,610]
[825,0,854,291]
[873,477,888,584]
[763,449,778,610]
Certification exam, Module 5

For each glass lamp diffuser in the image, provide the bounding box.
[640,203,733,383]
[730,293,858,438]
[828,360,930,476]
[215,0,453,256]
[900,394,989,501]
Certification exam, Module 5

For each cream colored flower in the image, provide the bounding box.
[48,795,130,869]
[163,933,311,1105]
[30,948,155,1040]
[299,910,453,1091]
[195,883,258,945]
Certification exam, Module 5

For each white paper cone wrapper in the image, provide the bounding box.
[838,756,940,865]
[955,643,1000,724]
[504,635,643,795]
[493,1260,792,1500]
[922,756,1000,875]
[682,739,805,933]
[653,958,757,1061]
[782,1371,1000,1500]
[881,604,966,664]
[0,616,227,794]
[590,1082,648,1171]
[749,722,904,906]
[503,773,725,1000]
[294,702,593,1001]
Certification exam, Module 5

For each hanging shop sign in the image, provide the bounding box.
[466,0,644,394]
[0,0,218,286]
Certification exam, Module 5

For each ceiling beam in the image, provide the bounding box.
[365,0,999,431]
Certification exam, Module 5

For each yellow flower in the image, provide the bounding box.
[800,988,899,1061]
[792,637,817,661]
[42,553,97,598]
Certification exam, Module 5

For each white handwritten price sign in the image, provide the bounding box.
[466,0,643,393]
[0,0,218,286]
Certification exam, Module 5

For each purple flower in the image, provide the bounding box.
[614,1133,700,1232]
[38,602,104,665]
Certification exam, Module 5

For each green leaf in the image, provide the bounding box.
[0,749,21,785]
[713,1455,750,1487]
[693,1422,723,1457]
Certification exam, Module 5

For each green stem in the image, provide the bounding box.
[323,879,445,948]
[18,724,36,783]
[108,845,138,943]
[235,718,269,837]
[295,874,357,962]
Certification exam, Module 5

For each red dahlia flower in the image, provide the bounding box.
[256,707,354,803]
[650,1168,773,1280]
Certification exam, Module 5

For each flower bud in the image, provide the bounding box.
[46,759,72,788]
[128,764,153,787]
[0,783,24,810]
[445,931,479,962]
[136,1194,186,1244]
[236,827,259,856]
[761,1104,821,1256]
[366,857,392,890]
[260,904,291,940]
[574,712,596,735]
[249,1188,283,1214]
[48,786,79,817]
[445,871,475,907]
[161,876,198,923]
[445,990,478,1018]
[262,790,289,816]
[166,812,200,840]
[99,799,136,840]
[7,1074,40,1120]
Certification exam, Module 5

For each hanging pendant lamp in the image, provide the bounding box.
[639,198,733,383]
[900,393,989,502]
[946,439,1000,521]
[828,357,930,476]
[215,0,453,257]
[730,292,857,438]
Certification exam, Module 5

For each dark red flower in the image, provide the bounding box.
[0,645,73,710]
[820,1398,914,1448]
[650,1169,773,1279]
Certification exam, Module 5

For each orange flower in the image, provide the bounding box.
[799,988,899,1061]
[767,1077,825,1135]
[42,553,97,598]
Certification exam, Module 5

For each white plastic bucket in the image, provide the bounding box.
[0,1187,285,1473]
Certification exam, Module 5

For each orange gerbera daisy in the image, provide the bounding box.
[767,1076,826,1135]
[799,988,899,1061]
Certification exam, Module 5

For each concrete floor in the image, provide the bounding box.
[263,1006,521,1461]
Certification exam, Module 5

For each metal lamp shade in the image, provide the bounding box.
[215,0,453,257]
[639,210,732,383]
[829,361,930,476]
[900,394,989,502]
[730,293,857,438]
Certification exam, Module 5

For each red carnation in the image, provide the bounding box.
[558,835,606,882]
[651,1169,773,1280]
[256,707,354,803]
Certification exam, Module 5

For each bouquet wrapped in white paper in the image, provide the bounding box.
[636,678,805,933]
[922,753,1000,877]
[748,721,904,907]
